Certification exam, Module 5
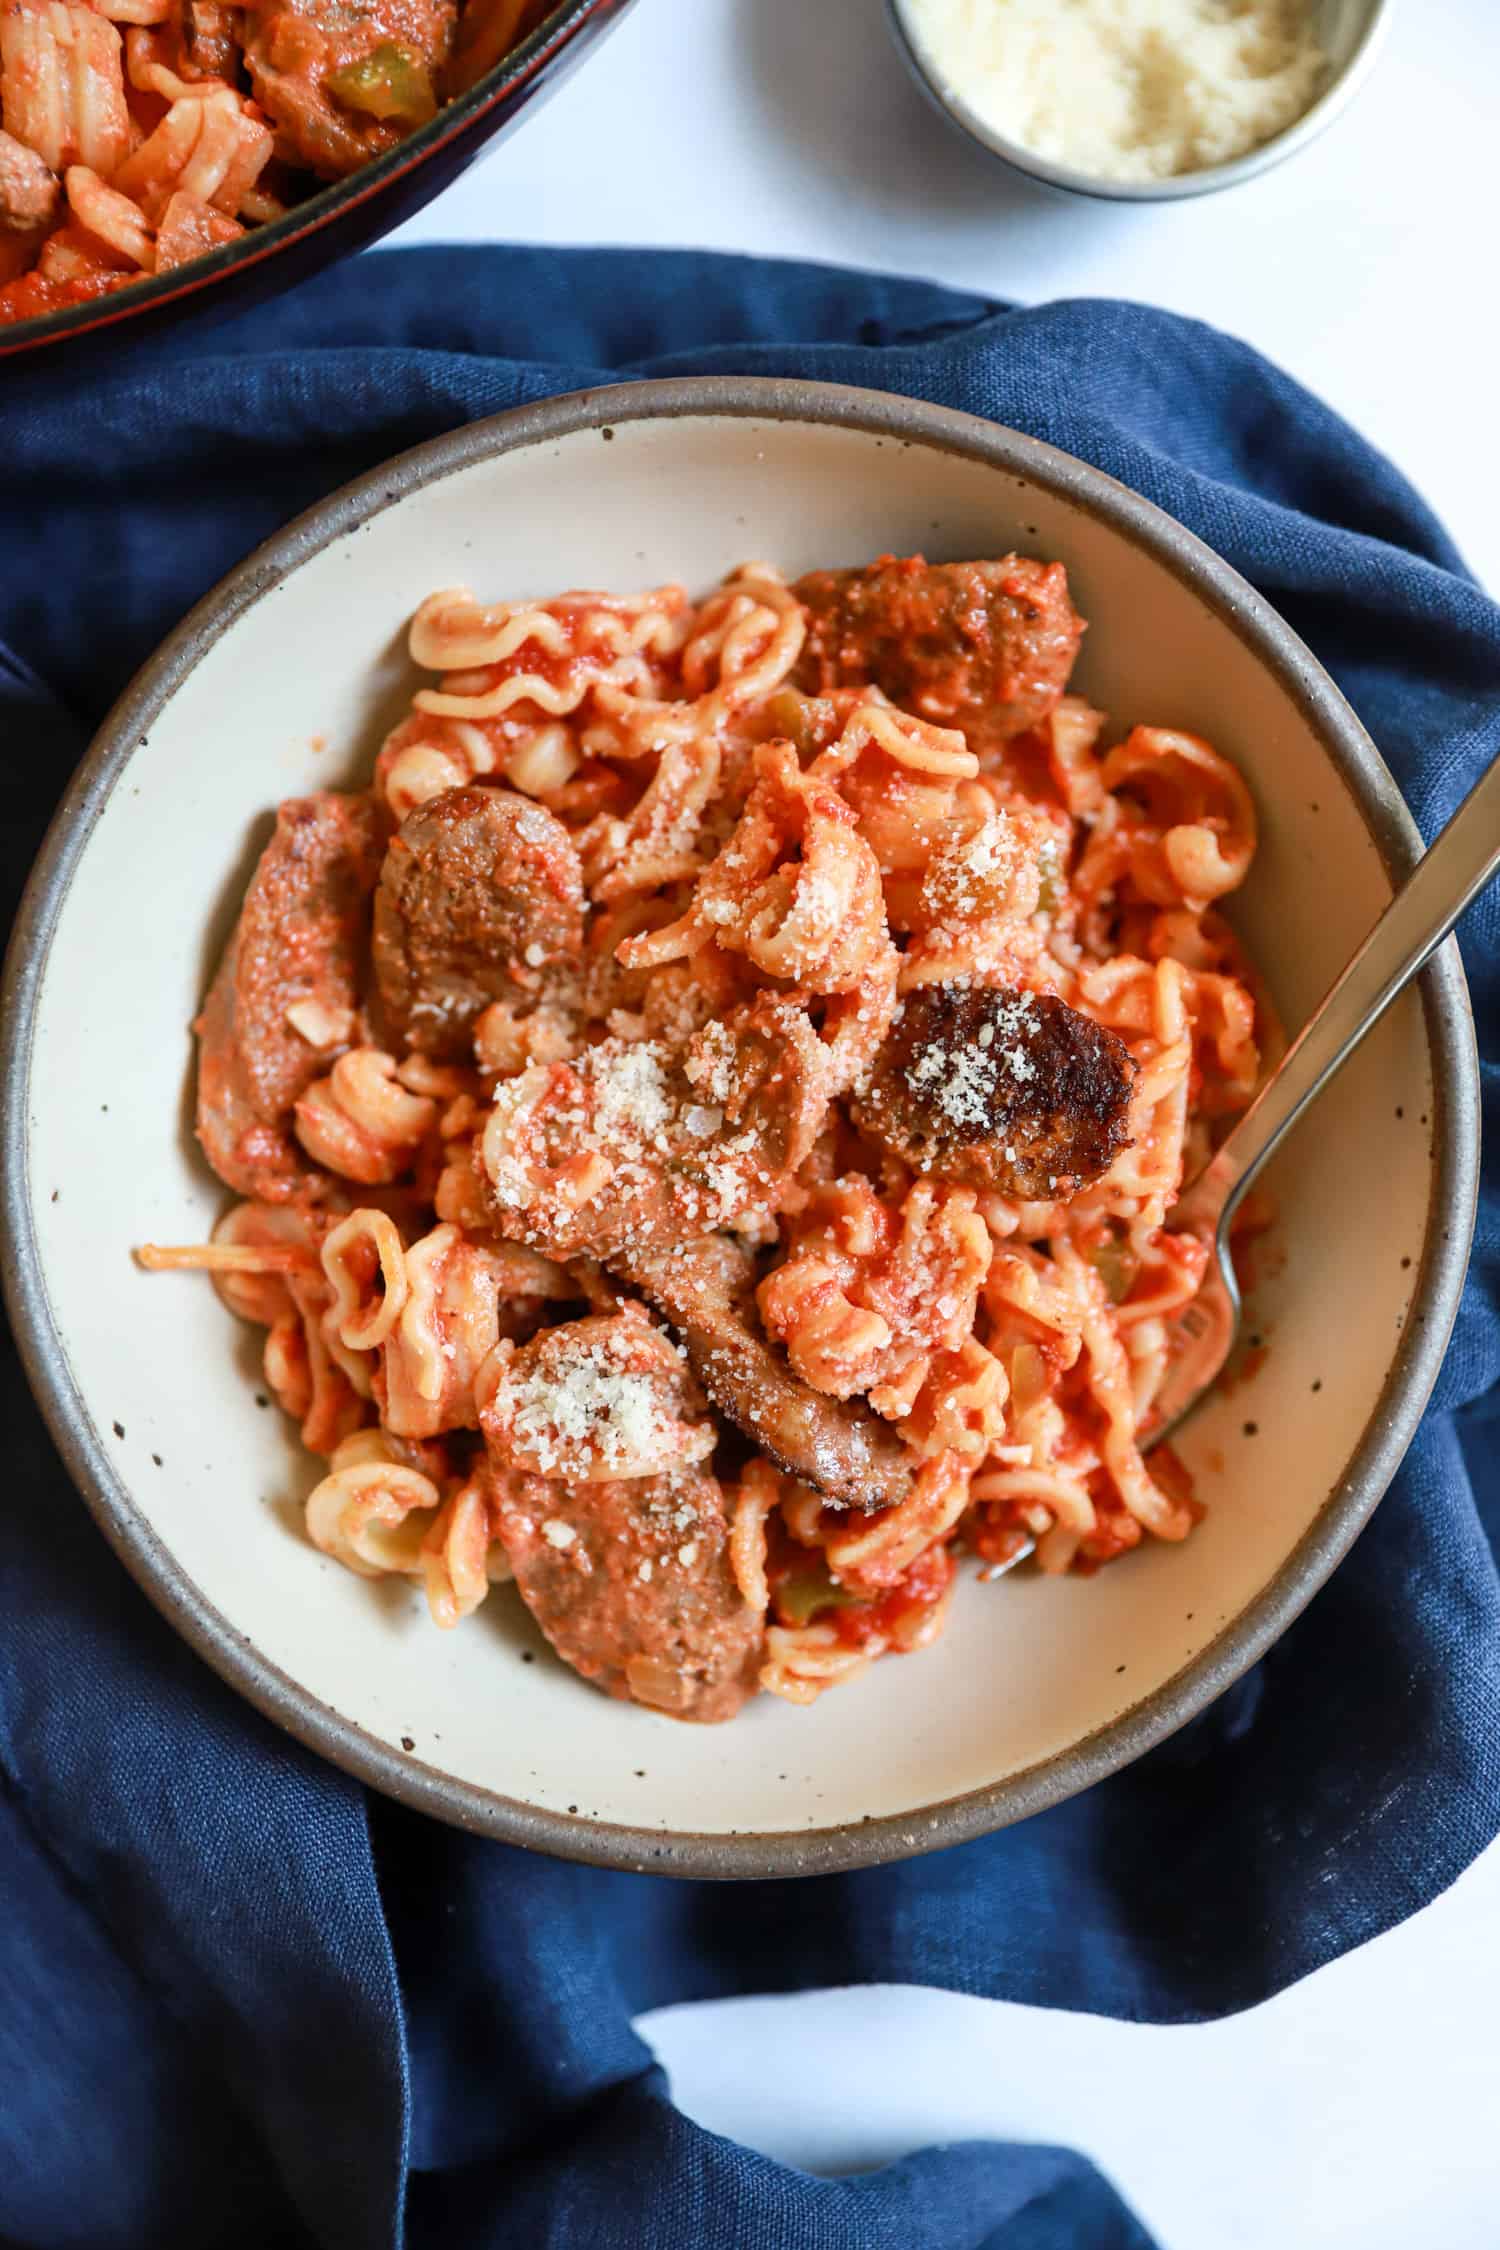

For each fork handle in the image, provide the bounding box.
[1200,751,1500,1230]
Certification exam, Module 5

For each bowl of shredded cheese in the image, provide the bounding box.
[888,0,1391,200]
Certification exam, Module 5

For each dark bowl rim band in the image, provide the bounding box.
[0,0,628,358]
[0,376,1480,1878]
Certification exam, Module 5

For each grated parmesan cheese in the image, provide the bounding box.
[595,1043,673,1140]
[903,0,1328,182]
[907,991,1037,1130]
[687,1019,736,1106]
[512,1347,670,1476]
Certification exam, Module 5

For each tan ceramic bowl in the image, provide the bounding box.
[1,381,1478,1875]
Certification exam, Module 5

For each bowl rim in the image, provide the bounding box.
[886,0,1393,204]
[0,374,1479,1878]
[0,0,632,359]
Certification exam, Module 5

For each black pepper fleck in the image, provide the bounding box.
[1243,1420,1259,1437]
[1396,1106,1404,1119]
[254,1393,269,1409]
[112,1420,125,1438]
[1401,1255,1412,1270]
[401,1735,415,1752]
[567,1804,578,1815]
[50,1189,59,1203]
[151,1453,162,1466]
[520,1650,534,1663]
[601,426,614,441]
[1312,1378,1323,1393]
[1115,1663,1126,1674]
[634,1769,646,1778]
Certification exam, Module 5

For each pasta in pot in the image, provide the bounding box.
[140,549,1274,1722]
[0,0,554,325]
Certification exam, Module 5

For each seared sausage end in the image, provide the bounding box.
[854,985,1135,1201]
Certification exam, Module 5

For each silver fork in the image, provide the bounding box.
[974,753,1497,1578]
[1145,750,1500,1448]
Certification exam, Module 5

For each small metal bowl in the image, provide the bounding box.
[887,0,1392,202]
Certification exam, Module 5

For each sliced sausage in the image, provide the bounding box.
[491,1468,763,1723]
[372,784,584,1060]
[792,555,1084,743]
[0,129,60,234]
[194,792,383,1202]
[853,985,1136,1200]
[479,1006,828,1262]
[615,1238,913,1515]
[479,1307,714,1484]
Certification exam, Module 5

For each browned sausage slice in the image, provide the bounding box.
[853,985,1136,1200]
[490,1469,763,1723]
[182,0,241,79]
[615,1238,913,1515]
[792,555,1084,743]
[372,785,584,1059]
[194,792,383,1202]
[0,130,60,234]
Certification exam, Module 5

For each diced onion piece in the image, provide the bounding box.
[285,996,355,1049]
[1008,1343,1047,1416]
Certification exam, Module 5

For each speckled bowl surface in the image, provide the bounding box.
[0,378,1477,1875]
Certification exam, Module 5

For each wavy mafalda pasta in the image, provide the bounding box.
[142,556,1274,1722]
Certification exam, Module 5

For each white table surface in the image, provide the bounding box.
[393,5,1500,2240]
[392,0,1500,590]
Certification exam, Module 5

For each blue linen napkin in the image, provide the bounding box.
[1,247,1496,2250]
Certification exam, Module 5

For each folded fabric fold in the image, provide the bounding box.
[0,247,1495,2250]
